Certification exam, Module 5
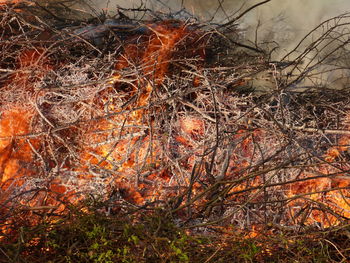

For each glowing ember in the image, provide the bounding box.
[0,0,22,5]
[2,4,350,245]
[325,136,350,162]
[179,116,205,137]
[287,114,350,227]
[71,21,209,205]
[0,107,36,188]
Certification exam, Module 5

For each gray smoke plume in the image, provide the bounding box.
[72,0,350,89]
[75,0,349,54]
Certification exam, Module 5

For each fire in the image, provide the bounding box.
[325,135,350,162]
[0,0,33,6]
[2,5,350,245]
[287,176,350,227]
[0,0,22,5]
[75,21,208,205]
[0,106,79,233]
[179,116,205,137]
[0,107,36,189]
[287,113,350,227]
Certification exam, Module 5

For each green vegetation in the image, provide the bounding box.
[1,200,349,263]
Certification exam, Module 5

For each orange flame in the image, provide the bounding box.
[75,21,206,205]
[3,16,350,242]
[0,107,37,189]
[287,113,350,227]
[0,0,23,5]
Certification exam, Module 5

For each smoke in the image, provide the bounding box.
[77,0,348,53]
[75,0,350,88]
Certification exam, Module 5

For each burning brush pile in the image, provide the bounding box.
[1,1,350,259]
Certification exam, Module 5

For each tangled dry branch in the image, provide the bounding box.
[1,1,350,242]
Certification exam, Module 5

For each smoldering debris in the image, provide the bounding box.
[1,1,350,242]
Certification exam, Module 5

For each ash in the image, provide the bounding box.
[1,1,350,235]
